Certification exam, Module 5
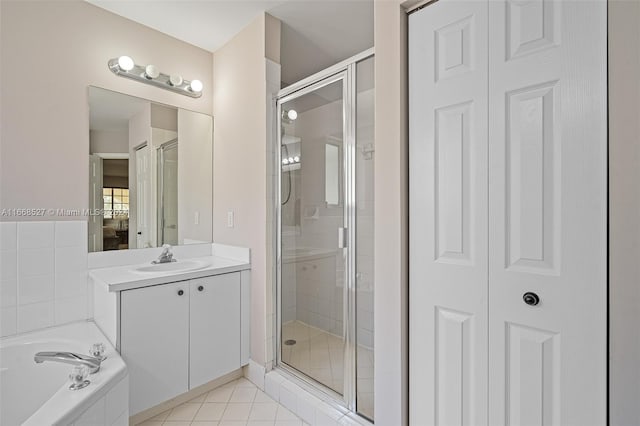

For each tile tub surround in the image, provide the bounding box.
[0,221,90,337]
[0,218,250,339]
[136,377,307,426]
[70,376,129,426]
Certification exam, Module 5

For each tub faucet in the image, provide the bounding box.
[34,351,102,374]
[152,244,176,264]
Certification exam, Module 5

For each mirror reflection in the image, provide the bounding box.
[88,87,213,252]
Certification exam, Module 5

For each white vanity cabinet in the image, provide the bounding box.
[120,280,190,415]
[188,274,240,388]
[90,247,251,417]
[120,272,244,415]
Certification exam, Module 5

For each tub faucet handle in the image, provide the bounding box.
[68,365,90,391]
[89,343,106,361]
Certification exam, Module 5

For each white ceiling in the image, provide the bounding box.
[87,0,288,53]
[86,1,373,84]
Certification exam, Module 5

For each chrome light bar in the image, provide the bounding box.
[108,56,203,98]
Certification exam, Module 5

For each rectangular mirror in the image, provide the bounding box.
[88,86,213,252]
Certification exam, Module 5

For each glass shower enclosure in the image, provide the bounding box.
[276,51,374,420]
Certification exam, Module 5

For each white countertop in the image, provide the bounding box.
[90,255,251,292]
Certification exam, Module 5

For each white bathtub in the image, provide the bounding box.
[0,321,128,426]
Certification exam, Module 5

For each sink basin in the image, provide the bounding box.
[134,260,211,274]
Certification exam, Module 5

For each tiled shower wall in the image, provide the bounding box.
[0,221,90,337]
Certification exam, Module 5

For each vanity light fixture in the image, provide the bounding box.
[281,109,298,123]
[117,55,134,71]
[144,64,160,79]
[189,79,203,93]
[169,74,183,87]
[282,156,301,165]
[108,56,203,98]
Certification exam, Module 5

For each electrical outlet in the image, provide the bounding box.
[194,211,200,225]
[227,211,234,228]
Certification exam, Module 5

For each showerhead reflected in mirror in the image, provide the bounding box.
[88,86,212,252]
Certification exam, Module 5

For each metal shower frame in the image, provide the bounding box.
[274,48,374,416]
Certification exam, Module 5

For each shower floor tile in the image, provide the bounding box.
[281,321,374,420]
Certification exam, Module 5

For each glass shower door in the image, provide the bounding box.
[278,75,347,396]
[158,140,178,246]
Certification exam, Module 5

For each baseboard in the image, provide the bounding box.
[244,358,266,390]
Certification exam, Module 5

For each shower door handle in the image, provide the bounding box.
[338,227,348,248]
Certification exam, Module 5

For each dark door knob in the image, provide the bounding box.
[137,232,142,235]
[198,285,204,292]
[523,292,540,306]
[177,290,184,296]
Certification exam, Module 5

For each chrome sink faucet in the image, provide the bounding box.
[153,244,176,264]
[34,351,102,374]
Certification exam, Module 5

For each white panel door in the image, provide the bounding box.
[135,145,151,248]
[409,1,488,424]
[488,0,607,424]
[189,273,241,389]
[120,281,189,415]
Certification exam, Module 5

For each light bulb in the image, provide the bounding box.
[288,157,294,163]
[117,56,134,71]
[283,159,289,165]
[293,156,300,162]
[189,79,203,93]
[287,110,298,120]
[145,64,159,79]
[169,74,183,86]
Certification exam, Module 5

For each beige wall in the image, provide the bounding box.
[374,1,408,425]
[89,129,129,154]
[177,109,213,245]
[151,104,178,131]
[0,1,212,220]
[609,1,640,425]
[212,14,280,366]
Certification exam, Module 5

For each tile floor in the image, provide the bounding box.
[137,377,309,426]
[281,321,374,420]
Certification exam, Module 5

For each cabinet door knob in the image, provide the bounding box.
[177,290,184,296]
[198,285,204,292]
[523,292,540,306]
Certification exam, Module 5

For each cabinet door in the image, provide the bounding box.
[189,273,241,388]
[120,281,189,415]
[409,1,489,424]
[488,0,607,424]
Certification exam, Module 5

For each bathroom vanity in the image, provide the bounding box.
[90,245,251,416]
